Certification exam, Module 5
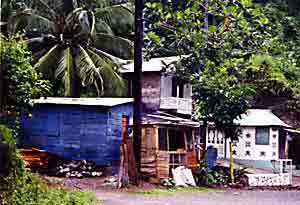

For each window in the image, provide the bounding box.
[169,129,185,151]
[171,78,177,97]
[255,127,269,145]
[159,128,168,151]
[171,77,184,98]
[178,83,184,98]
[186,129,193,151]
[158,127,186,151]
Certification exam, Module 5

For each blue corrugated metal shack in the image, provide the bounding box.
[21,98,133,165]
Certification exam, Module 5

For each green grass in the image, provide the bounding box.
[136,187,222,197]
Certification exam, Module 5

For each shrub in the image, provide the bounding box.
[0,125,97,205]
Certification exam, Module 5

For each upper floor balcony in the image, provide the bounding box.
[160,75,192,115]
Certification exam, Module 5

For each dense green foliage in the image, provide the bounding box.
[0,125,97,205]
[4,0,134,97]
[0,35,51,111]
[145,0,300,130]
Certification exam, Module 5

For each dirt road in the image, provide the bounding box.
[96,190,300,205]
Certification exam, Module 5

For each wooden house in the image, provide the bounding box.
[21,97,133,166]
[122,57,202,181]
[121,56,193,115]
[137,112,201,182]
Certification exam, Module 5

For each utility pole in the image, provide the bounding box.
[201,0,209,157]
[133,0,144,174]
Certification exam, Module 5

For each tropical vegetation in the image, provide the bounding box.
[145,0,300,130]
[3,0,134,97]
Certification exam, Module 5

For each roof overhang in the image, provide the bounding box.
[33,97,134,107]
[130,111,202,128]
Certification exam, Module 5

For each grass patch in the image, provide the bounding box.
[136,187,222,197]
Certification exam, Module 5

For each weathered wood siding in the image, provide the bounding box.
[140,126,199,181]
[21,103,133,165]
[123,72,161,112]
[140,126,157,178]
[141,73,161,111]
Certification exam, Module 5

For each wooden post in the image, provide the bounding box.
[230,142,234,183]
[118,115,138,188]
[118,115,129,188]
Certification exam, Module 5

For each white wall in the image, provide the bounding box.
[206,127,280,161]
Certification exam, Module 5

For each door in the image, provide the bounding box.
[186,128,198,170]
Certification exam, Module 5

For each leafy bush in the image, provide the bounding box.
[0,125,97,205]
[9,174,98,205]
[194,161,249,186]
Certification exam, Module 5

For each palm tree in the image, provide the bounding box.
[7,0,134,97]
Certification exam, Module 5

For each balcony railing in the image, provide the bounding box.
[160,97,192,115]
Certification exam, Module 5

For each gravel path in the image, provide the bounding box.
[95,190,300,205]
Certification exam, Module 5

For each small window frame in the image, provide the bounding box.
[255,127,270,145]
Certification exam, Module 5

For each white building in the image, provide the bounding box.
[206,109,291,161]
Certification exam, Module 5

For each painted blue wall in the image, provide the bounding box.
[21,103,133,165]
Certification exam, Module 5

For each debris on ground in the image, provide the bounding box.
[20,147,102,178]
[55,160,102,178]
[20,148,54,169]
[172,166,196,187]
[103,176,118,188]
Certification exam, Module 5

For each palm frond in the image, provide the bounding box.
[94,33,134,59]
[87,48,125,96]
[66,7,84,26]
[90,47,129,66]
[7,9,55,34]
[76,45,104,95]
[56,47,74,96]
[94,7,112,26]
[95,4,134,35]
[90,11,96,40]
[95,19,114,35]
[32,0,56,19]
[34,44,60,78]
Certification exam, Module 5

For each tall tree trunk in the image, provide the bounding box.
[133,0,144,174]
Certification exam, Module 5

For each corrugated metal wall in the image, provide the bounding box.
[21,103,133,165]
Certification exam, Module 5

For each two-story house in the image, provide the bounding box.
[121,56,193,115]
[121,57,201,182]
